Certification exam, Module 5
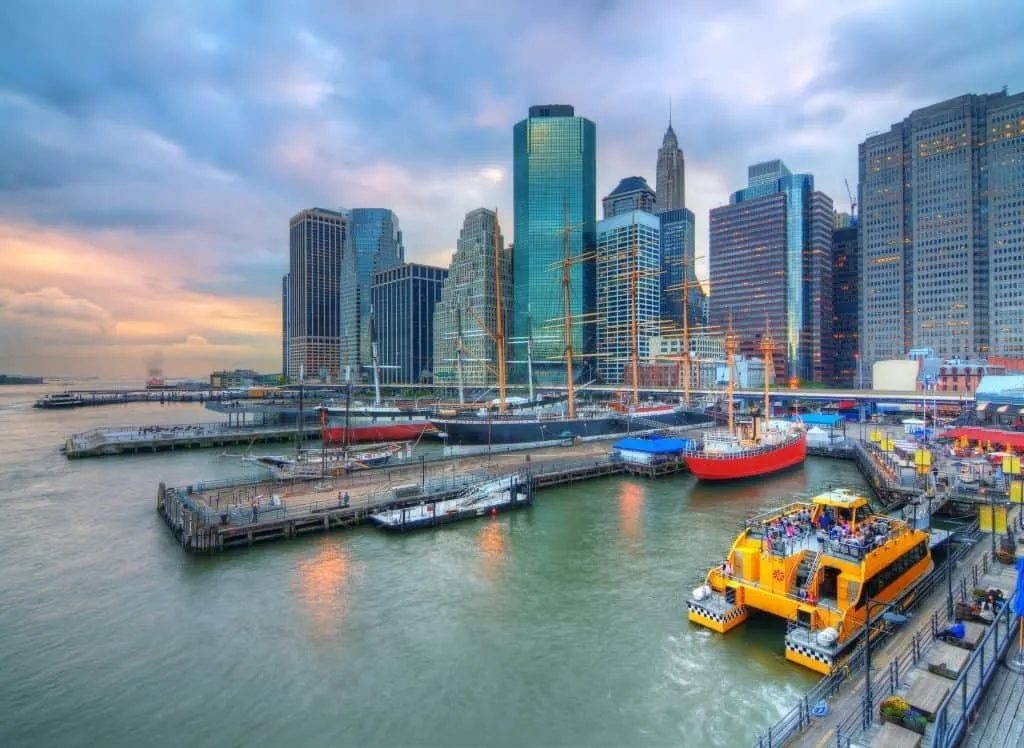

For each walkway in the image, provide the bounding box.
[961,644,1024,748]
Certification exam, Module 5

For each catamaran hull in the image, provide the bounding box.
[685,433,807,481]
[431,409,702,447]
[321,422,431,445]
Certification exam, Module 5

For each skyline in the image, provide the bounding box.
[1,0,1022,377]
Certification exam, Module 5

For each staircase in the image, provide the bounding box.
[795,549,822,596]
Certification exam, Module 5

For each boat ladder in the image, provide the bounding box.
[798,550,823,594]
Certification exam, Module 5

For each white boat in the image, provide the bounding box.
[369,475,528,531]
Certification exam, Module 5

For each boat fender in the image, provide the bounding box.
[817,627,839,646]
[692,586,707,602]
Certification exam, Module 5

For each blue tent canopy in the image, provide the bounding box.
[612,437,695,454]
[793,414,845,428]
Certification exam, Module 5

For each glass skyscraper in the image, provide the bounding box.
[709,160,834,384]
[659,208,704,332]
[340,208,404,376]
[370,263,448,384]
[513,105,596,383]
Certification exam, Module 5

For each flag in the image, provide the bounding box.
[1013,557,1024,618]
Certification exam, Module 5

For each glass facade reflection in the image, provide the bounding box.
[513,105,596,383]
[371,263,447,384]
[659,208,704,331]
[831,224,859,387]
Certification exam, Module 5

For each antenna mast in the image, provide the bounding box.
[760,317,775,434]
[493,208,507,415]
[562,195,576,420]
[724,315,739,436]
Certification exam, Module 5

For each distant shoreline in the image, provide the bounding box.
[0,375,45,385]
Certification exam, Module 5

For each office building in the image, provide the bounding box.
[433,209,512,387]
[281,274,290,379]
[660,208,704,332]
[513,105,597,383]
[656,118,686,213]
[859,89,1024,367]
[339,208,404,376]
[832,224,859,387]
[286,207,348,381]
[709,160,834,384]
[370,263,447,384]
[596,211,661,384]
[602,176,656,219]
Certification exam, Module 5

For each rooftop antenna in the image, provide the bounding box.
[668,97,672,127]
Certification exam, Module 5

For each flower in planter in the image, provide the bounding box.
[879,695,910,719]
[901,709,928,733]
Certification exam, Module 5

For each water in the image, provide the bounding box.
[0,385,872,747]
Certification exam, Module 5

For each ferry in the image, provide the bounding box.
[686,489,933,674]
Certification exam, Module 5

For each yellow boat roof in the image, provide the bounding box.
[811,488,870,510]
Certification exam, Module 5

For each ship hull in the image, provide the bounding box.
[685,433,807,481]
[321,422,430,445]
[431,408,702,447]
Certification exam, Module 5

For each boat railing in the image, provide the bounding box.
[744,502,809,530]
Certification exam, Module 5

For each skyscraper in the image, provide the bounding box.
[831,223,859,387]
[656,118,685,213]
[709,160,834,384]
[659,208,703,332]
[602,176,656,219]
[433,208,512,387]
[287,208,349,381]
[339,208,404,376]
[281,273,290,378]
[859,90,1024,367]
[513,105,597,383]
[596,211,661,384]
[371,263,448,384]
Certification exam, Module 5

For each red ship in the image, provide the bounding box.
[685,318,807,481]
[685,427,807,480]
[319,405,434,445]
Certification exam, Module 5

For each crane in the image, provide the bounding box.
[844,178,857,225]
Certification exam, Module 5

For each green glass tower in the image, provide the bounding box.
[513,105,597,384]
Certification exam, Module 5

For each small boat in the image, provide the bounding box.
[686,488,933,674]
[369,475,528,531]
[33,393,84,409]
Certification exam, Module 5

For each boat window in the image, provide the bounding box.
[856,541,928,607]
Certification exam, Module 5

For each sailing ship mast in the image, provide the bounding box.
[526,304,535,404]
[679,251,691,407]
[724,315,739,436]
[493,208,508,415]
[455,307,465,405]
[759,317,775,434]
[369,306,382,407]
[561,196,577,420]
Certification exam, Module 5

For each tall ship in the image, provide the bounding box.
[684,320,806,480]
[686,488,933,673]
[431,206,703,451]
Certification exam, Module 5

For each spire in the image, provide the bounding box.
[668,97,672,128]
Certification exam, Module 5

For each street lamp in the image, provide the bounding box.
[863,597,899,731]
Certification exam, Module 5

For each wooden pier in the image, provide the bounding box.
[65,422,319,458]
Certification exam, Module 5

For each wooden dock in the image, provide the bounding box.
[65,422,319,458]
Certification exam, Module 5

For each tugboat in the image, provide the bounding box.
[686,488,933,673]
[684,320,806,481]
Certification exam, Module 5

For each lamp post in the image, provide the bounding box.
[863,597,897,731]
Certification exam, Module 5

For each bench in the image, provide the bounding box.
[905,672,951,720]
[927,642,971,679]
[871,721,922,748]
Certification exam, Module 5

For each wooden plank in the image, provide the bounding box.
[927,642,971,678]
[870,721,922,748]
[959,621,986,649]
[905,672,950,720]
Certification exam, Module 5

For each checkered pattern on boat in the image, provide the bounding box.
[785,640,834,666]
[687,601,747,625]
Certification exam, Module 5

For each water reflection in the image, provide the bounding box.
[476,521,507,581]
[293,540,354,641]
[618,482,644,549]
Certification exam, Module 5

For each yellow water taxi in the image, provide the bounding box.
[686,489,933,674]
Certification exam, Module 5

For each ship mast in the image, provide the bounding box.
[629,218,640,407]
[493,208,507,415]
[679,250,691,407]
[455,307,465,405]
[759,317,775,434]
[562,196,576,420]
[724,315,739,436]
[526,304,535,404]
[369,305,382,407]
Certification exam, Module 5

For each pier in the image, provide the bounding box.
[64,421,319,458]
[35,387,233,409]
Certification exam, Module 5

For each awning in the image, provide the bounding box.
[997,404,1010,413]
[976,402,989,411]
[938,427,1024,450]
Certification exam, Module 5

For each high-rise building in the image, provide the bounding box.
[433,208,512,387]
[339,208,404,376]
[602,176,656,219]
[370,263,448,384]
[286,208,349,381]
[859,90,1024,367]
[832,224,859,387]
[596,211,661,384]
[513,105,597,383]
[656,118,685,213]
[659,208,704,332]
[281,273,290,379]
[709,160,834,384]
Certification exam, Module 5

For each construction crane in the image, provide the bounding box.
[844,177,857,225]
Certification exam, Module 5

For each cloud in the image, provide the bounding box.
[0,0,1021,376]
[0,286,113,337]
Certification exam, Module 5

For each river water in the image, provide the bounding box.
[0,384,872,747]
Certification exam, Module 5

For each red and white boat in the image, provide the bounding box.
[685,422,807,481]
[318,404,434,445]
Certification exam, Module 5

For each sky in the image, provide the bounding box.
[1,0,1022,379]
